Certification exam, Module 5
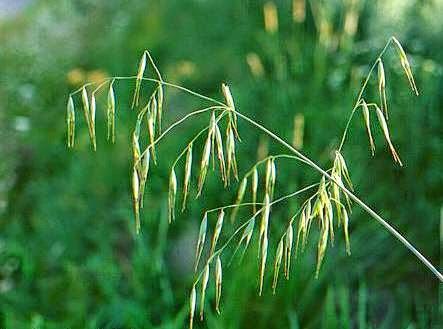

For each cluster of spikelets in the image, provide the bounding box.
[66,37,419,329]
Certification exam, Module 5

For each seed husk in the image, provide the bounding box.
[215,256,222,314]
[182,143,193,211]
[375,106,403,166]
[168,168,177,223]
[230,177,247,223]
[194,213,208,272]
[107,81,116,143]
[67,96,75,148]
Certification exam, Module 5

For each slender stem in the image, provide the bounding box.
[233,110,443,282]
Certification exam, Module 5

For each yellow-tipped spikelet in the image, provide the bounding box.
[230,177,247,223]
[107,80,116,143]
[215,256,222,314]
[67,96,75,148]
[168,168,177,223]
[392,37,419,96]
[132,52,147,108]
[182,143,193,211]
[194,213,207,272]
[375,106,403,166]
[225,123,238,183]
[272,238,284,294]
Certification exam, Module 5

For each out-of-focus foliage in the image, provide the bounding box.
[0,0,441,328]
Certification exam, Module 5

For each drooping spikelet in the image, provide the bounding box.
[375,105,403,166]
[182,143,193,211]
[259,235,268,296]
[252,167,259,213]
[67,96,75,148]
[138,152,150,208]
[392,37,419,96]
[210,210,225,257]
[200,264,210,320]
[189,285,196,329]
[132,167,140,234]
[284,222,293,279]
[197,128,212,197]
[168,168,177,223]
[361,99,375,155]
[194,213,208,272]
[225,122,238,183]
[377,59,388,119]
[230,177,247,223]
[132,52,147,108]
[272,238,284,294]
[107,80,116,143]
[215,256,223,314]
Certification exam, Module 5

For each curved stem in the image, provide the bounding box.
[233,109,443,282]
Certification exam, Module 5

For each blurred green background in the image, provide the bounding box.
[0,0,442,328]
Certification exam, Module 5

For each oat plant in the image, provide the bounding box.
[66,37,442,328]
